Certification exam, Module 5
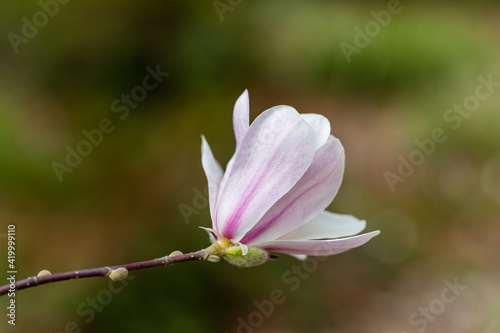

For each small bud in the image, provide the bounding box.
[223,247,268,268]
[37,270,52,277]
[108,267,129,281]
[207,255,220,263]
[168,250,183,257]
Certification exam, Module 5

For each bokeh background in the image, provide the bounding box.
[1,1,500,332]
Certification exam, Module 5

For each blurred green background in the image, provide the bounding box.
[1,1,500,332]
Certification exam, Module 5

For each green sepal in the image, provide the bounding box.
[223,246,269,268]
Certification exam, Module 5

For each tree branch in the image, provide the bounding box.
[0,250,208,296]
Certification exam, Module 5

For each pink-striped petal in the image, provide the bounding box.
[240,135,344,244]
[233,90,250,148]
[201,136,224,223]
[278,211,366,240]
[213,154,235,231]
[213,91,250,229]
[215,106,316,241]
[301,114,331,148]
[252,231,380,256]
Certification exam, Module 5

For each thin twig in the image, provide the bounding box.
[0,250,207,296]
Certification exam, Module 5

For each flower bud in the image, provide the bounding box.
[206,255,220,263]
[108,267,129,281]
[223,247,268,268]
[37,270,52,277]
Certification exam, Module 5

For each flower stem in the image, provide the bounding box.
[0,250,208,296]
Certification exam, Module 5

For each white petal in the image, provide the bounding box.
[240,136,344,244]
[214,91,250,227]
[199,226,220,243]
[201,136,224,223]
[277,211,367,240]
[301,114,331,148]
[233,90,250,148]
[288,254,307,260]
[215,106,316,241]
[213,153,235,231]
[239,243,249,255]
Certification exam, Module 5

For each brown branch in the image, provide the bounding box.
[0,250,208,296]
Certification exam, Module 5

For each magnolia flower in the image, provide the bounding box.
[201,90,379,266]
